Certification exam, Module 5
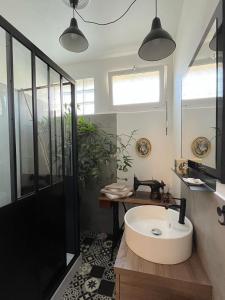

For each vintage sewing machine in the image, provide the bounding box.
[133,176,166,200]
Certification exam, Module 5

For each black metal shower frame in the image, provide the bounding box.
[0,14,80,296]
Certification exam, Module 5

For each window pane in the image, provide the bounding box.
[75,78,94,115]
[182,63,218,100]
[84,103,94,115]
[50,69,62,183]
[84,90,94,103]
[83,78,94,90]
[76,92,84,104]
[13,39,34,197]
[76,78,94,91]
[36,58,50,188]
[112,71,160,105]
[0,28,11,206]
[76,79,84,92]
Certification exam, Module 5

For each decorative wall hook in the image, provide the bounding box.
[217,206,225,226]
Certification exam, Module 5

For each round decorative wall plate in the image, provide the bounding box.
[136,138,152,158]
[191,137,211,158]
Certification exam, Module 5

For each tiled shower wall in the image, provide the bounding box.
[80,114,117,233]
[182,184,225,300]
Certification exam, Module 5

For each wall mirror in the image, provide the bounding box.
[181,0,225,184]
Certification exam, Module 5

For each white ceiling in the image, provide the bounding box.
[0,0,184,67]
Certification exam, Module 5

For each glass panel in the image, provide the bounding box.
[0,28,11,207]
[63,81,72,176]
[112,71,160,105]
[13,39,34,197]
[77,103,84,116]
[36,58,50,188]
[50,69,62,182]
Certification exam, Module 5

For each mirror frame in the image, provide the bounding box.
[181,0,225,184]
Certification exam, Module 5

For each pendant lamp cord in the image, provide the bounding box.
[74,0,137,26]
[72,0,75,17]
[155,0,157,17]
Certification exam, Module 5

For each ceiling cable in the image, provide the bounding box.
[75,0,137,26]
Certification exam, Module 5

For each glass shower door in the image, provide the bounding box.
[0,28,11,207]
[0,14,79,300]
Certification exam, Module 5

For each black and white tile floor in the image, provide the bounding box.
[62,231,118,300]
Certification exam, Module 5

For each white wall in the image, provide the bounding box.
[117,111,172,190]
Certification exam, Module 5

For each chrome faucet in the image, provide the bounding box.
[165,198,186,224]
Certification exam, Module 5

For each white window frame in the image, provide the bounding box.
[75,77,95,115]
[108,66,165,112]
[182,58,218,108]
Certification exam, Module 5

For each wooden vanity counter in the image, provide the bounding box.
[114,235,212,300]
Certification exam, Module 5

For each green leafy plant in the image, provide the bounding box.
[77,116,116,184]
[77,117,136,185]
[117,130,137,173]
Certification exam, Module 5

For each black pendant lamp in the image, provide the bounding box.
[138,0,176,61]
[59,0,89,52]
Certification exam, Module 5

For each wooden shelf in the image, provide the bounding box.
[99,191,175,208]
[172,169,216,192]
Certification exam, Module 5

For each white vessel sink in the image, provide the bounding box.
[124,205,193,265]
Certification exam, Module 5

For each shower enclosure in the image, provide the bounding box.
[0,16,79,300]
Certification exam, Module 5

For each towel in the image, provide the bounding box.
[105,191,133,200]
[105,183,126,190]
[100,186,133,196]
[101,183,133,200]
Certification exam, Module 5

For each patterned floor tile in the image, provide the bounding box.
[103,268,115,282]
[83,238,95,246]
[89,266,105,278]
[62,231,118,300]
[78,291,93,300]
[78,263,92,277]
[81,244,91,255]
[84,277,101,293]
[103,240,113,249]
[93,294,112,300]
[98,280,115,298]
